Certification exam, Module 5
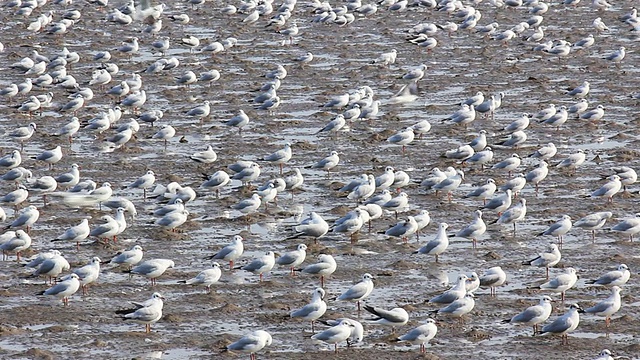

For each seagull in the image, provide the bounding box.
[387,127,415,153]
[567,81,590,98]
[200,171,231,197]
[363,305,409,330]
[128,259,175,286]
[584,286,622,328]
[580,105,605,121]
[300,254,337,288]
[240,251,275,282]
[107,245,144,270]
[495,198,527,236]
[178,262,221,293]
[128,170,156,199]
[453,210,486,249]
[207,235,244,270]
[526,161,548,192]
[556,150,586,173]
[226,330,272,360]
[190,146,217,164]
[417,222,449,262]
[262,143,292,175]
[276,244,307,275]
[587,264,630,287]
[0,230,31,262]
[429,274,467,304]
[72,257,102,295]
[311,151,339,174]
[464,179,496,206]
[117,292,165,333]
[290,287,327,332]
[51,218,90,250]
[528,143,557,161]
[37,273,80,306]
[394,318,437,353]
[503,296,553,335]
[611,213,640,241]
[431,293,475,324]
[523,243,561,279]
[288,212,329,243]
[492,154,521,176]
[337,273,375,311]
[306,316,356,354]
[538,215,572,245]
[591,175,621,203]
[540,268,578,302]
[539,304,585,345]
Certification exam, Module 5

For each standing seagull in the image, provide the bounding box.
[495,198,527,236]
[128,170,156,199]
[337,273,375,312]
[394,318,437,353]
[523,244,561,279]
[611,213,640,241]
[38,273,80,306]
[454,210,486,249]
[539,304,585,345]
[240,251,276,282]
[300,254,337,288]
[226,330,273,360]
[540,267,578,302]
[584,286,622,328]
[290,287,327,332]
[591,175,621,203]
[538,215,572,245]
[574,211,612,242]
[262,143,292,175]
[178,262,222,293]
[417,222,449,262]
[587,264,630,287]
[503,296,553,335]
[72,256,102,295]
[479,266,507,296]
[117,292,165,333]
[276,244,307,275]
[364,305,409,331]
[311,319,355,354]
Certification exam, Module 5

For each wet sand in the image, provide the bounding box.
[1,0,640,359]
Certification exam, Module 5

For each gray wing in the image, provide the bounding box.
[44,282,71,296]
[242,258,266,272]
[276,252,299,266]
[73,265,93,279]
[512,306,543,323]
[418,240,439,255]
[479,273,501,287]
[303,262,332,275]
[312,326,345,341]
[338,282,368,300]
[365,307,406,322]
[543,223,563,235]
[132,263,159,275]
[213,246,233,260]
[612,220,637,232]
[34,260,56,275]
[429,290,459,304]
[127,306,159,322]
[228,334,260,351]
[291,302,323,318]
[439,300,465,314]
[585,300,613,314]
[595,271,621,285]
[542,316,572,334]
